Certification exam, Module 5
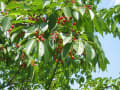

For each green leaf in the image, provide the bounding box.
[89,10,94,20]
[63,7,72,19]
[26,25,39,33]
[44,39,51,63]
[37,41,44,59]
[73,40,84,55]
[62,43,72,60]
[25,39,36,55]
[85,42,92,61]
[1,16,12,31]
[73,11,80,20]
[48,12,57,30]
[60,33,72,45]
[40,22,48,32]
[43,0,50,8]
[79,7,85,16]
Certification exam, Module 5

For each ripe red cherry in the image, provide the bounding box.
[36,30,39,33]
[62,22,65,25]
[69,51,72,55]
[57,21,60,24]
[72,56,75,59]
[60,16,64,20]
[63,19,66,22]
[88,5,91,8]
[51,37,53,39]
[50,33,53,35]
[56,59,59,63]
[11,25,15,29]
[56,33,59,35]
[72,29,75,32]
[22,53,25,57]
[56,35,58,39]
[36,39,39,42]
[0,46,3,50]
[69,17,72,20]
[67,20,69,22]
[32,63,36,66]
[73,37,76,40]
[20,63,24,67]
[8,29,12,32]
[16,44,20,48]
[73,22,77,25]
[58,18,60,21]
[41,37,45,42]
[54,54,57,57]
[22,57,24,61]
[40,33,44,36]
[34,31,38,35]
[37,36,41,39]
[72,0,76,3]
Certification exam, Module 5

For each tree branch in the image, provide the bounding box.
[47,63,58,90]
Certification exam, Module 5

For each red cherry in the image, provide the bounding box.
[0,46,3,50]
[62,22,65,25]
[54,54,57,57]
[60,16,64,20]
[56,33,59,35]
[36,30,39,32]
[73,37,76,40]
[56,59,59,63]
[16,44,20,48]
[32,63,36,66]
[41,37,45,42]
[56,35,58,39]
[64,16,67,18]
[59,50,62,53]
[72,0,76,3]
[67,20,69,22]
[22,57,24,61]
[37,36,41,39]
[18,33,21,38]
[88,5,91,8]
[1,11,3,13]
[69,17,72,20]
[69,51,72,55]
[50,33,53,35]
[28,16,32,20]
[22,31,25,34]
[8,29,12,32]
[40,33,44,36]
[34,31,38,35]
[88,7,92,10]
[72,29,75,32]
[36,39,39,42]
[58,18,61,21]
[51,37,53,39]
[72,56,75,59]
[63,19,66,22]
[11,25,15,29]
[57,21,60,24]
[20,63,24,67]
[73,22,77,25]
[22,53,25,57]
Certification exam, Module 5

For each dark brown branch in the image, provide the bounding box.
[47,63,58,90]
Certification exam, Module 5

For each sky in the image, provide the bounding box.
[92,0,120,78]
[71,0,120,89]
